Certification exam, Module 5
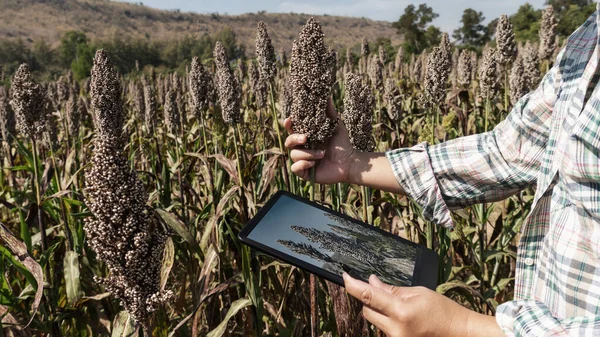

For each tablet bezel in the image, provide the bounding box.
[239,190,439,290]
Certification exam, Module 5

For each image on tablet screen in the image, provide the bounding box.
[247,194,417,286]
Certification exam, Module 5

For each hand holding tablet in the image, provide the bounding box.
[239,191,439,289]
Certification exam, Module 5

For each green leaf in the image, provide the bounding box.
[111,311,136,337]
[160,237,174,291]
[0,223,44,328]
[155,209,196,247]
[205,298,252,337]
[64,250,83,305]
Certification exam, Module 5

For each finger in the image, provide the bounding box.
[290,149,324,162]
[284,134,307,149]
[343,273,395,315]
[283,118,293,134]
[369,275,397,295]
[290,160,314,180]
[362,306,394,335]
[326,97,338,119]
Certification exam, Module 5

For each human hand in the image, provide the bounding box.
[283,99,355,184]
[343,273,503,337]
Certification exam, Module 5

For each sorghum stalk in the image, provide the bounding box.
[343,73,375,223]
[290,17,337,337]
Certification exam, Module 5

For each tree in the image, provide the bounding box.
[71,43,95,81]
[511,4,542,42]
[393,4,441,54]
[546,0,592,14]
[453,8,489,48]
[553,2,596,37]
[58,31,89,68]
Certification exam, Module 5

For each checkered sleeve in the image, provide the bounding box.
[385,49,563,228]
[496,300,600,336]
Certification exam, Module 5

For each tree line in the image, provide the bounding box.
[0,0,594,82]
[394,0,595,54]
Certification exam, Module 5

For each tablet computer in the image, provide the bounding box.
[239,190,439,290]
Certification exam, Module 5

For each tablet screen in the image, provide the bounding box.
[246,194,418,286]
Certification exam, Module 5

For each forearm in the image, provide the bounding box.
[346,151,406,195]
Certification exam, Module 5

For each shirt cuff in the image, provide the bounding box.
[496,300,568,336]
[385,142,454,228]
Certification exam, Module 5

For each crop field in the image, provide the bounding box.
[0,7,560,337]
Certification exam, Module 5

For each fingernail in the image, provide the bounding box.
[296,135,304,142]
[342,272,349,281]
[317,150,324,157]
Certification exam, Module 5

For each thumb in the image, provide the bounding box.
[326,96,338,120]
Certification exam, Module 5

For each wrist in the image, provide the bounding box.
[345,148,363,185]
[464,310,504,337]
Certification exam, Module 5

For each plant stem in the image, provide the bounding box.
[31,138,46,252]
[309,164,318,337]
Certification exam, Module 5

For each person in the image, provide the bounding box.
[284,6,600,337]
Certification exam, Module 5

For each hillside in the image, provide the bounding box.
[0,0,402,53]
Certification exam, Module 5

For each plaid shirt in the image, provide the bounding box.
[386,6,600,336]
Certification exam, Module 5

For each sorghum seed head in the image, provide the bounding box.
[289,17,338,148]
[85,51,172,325]
[367,54,384,91]
[10,64,51,139]
[478,47,499,99]
[90,50,124,141]
[248,60,268,110]
[496,15,517,65]
[66,91,81,137]
[140,75,157,131]
[163,89,181,134]
[279,79,292,119]
[361,38,369,57]
[394,48,404,75]
[424,35,452,106]
[384,78,403,122]
[213,41,241,125]
[457,49,472,86]
[256,22,277,82]
[539,6,558,60]
[0,87,16,142]
[509,53,527,105]
[188,57,213,121]
[378,45,388,65]
[523,41,541,91]
[342,73,375,152]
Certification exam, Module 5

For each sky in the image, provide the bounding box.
[125,0,547,33]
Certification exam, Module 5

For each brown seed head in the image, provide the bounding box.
[523,41,541,92]
[90,50,124,141]
[289,17,338,148]
[384,78,403,122]
[539,6,558,60]
[478,47,499,99]
[342,73,375,152]
[140,75,157,130]
[509,53,527,105]
[0,86,16,142]
[256,22,277,82]
[424,34,452,106]
[496,15,517,65]
[85,51,172,325]
[188,57,214,120]
[10,64,51,139]
[457,49,472,86]
[213,41,241,125]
